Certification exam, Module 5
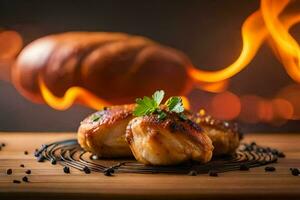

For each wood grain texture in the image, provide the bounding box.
[0,132,299,200]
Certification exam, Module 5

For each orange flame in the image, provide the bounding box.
[24,0,300,115]
[39,78,111,110]
[189,0,300,86]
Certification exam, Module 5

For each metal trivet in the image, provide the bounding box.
[35,140,282,175]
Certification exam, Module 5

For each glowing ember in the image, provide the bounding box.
[211,91,241,120]
[277,84,300,120]
[239,95,263,124]
[270,98,293,125]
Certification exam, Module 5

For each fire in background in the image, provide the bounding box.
[0,0,300,127]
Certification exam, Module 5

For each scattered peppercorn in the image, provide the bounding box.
[208,170,218,177]
[50,158,57,165]
[25,169,31,174]
[83,166,91,174]
[290,168,299,176]
[20,164,25,168]
[105,168,115,174]
[63,166,70,174]
[265,166,276,172]
[24,151,28,155]
[239,164,250,171]
[188,170,197,176]
[2,143,5,147]
[13,180,21,184]
[22,176,29,182]
[104,170,112,176]
[6,168,12,175]
[278,152,286,158]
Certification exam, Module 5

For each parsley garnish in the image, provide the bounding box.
[133,90,185,117]
[165,97,184,113]
[91,115,101,122]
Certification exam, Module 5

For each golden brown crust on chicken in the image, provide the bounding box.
[192,113,242,156]
[126,112,213,165]
[78,104,135,157]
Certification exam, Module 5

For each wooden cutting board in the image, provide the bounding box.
[0,132,299,200]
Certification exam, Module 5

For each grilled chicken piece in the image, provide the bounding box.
[78,104,135,158]
[126,112,213,165]
[192,113,242,156]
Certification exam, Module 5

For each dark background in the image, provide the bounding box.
[0,0,299,132]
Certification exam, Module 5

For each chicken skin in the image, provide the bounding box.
[126,112,213,165]
[192,112,242,156]
[78,104,135,158]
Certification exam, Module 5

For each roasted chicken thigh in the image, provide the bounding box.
[126,111,213,165]
[78,104,135,158]
[192,112,242,156]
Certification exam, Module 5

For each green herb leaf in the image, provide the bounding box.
[133,90,185,117]
[91,115,101,122]
[165,96,184,113]
[133,97,157,116]
[152,90,165,106]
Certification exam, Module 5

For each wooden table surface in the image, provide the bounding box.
[0,132,299,200]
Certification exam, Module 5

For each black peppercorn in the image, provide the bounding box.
[83,166,91,174]
[278,152,286,158]
[108,168,115,173]
[6,168,12,175]
[2,143,5,147]
[104,171,112,176]
[290,168,299,176]
[63,166,70,174]
[24,151,28,155]
[50,158,57,165]
[22,176,29,182]
[265,166,276,172]
[25,169,31,174]
[13,180,21,184]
